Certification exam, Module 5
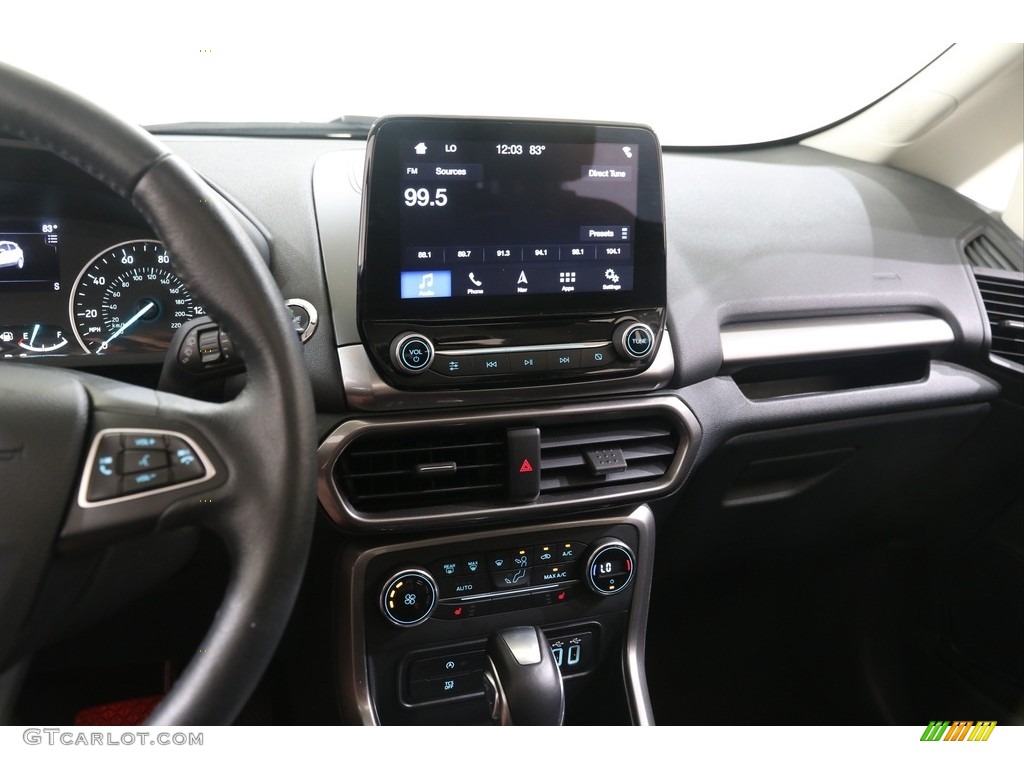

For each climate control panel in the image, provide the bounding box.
[378,537,636,628]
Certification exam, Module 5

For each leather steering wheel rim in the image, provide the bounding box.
[0,62,317,725]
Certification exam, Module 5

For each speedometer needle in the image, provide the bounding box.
[100,300,156,351]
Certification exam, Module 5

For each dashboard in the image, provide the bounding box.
[2,101,1022,728]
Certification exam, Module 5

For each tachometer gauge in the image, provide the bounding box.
[70,240,205,354]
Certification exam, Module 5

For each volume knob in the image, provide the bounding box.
[390,333,434,374]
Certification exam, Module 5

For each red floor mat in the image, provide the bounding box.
[74,694,163,726]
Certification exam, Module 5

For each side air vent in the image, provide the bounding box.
[539,419,678,493]
[964,234,1023,272]
[336,428,506,511]
[318,397,701,531]
[975,273,1024,366]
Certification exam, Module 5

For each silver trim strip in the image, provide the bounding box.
[720,313,954,367]
[439,340,610,357]
[77,428,216,509]
[312,148,366,346]
[336,505,657,726]
[317,394,700,532]
[338,330,675,411]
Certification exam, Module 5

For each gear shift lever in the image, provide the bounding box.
[483,626,564,725]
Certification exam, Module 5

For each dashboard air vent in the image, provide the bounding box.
[539,418,678,493]
[336,428,506,511]
[975,273,1024,365]
[964,234,1023,272]
[318,396,698,530]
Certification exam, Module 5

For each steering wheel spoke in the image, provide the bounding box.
[61,377,230,542]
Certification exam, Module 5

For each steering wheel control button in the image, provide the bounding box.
[124,433,165,450]
[380,569,438,627]
[390,333,434,374]
[80,429,215,507]
[86,434,125,501]
[125,468,172,492]
[166,437,207,482]
[171,319,244,376]
[121,449,169,474]
[585,541,635,596]
[614,322,655,360]
[198,329,222,364]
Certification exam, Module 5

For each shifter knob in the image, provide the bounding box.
[483,626,565,726]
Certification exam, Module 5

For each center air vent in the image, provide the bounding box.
[318,397,700,531]
[539,420,678,493]
[336,428,506,511]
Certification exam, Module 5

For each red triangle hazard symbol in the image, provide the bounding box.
[519,459,534,473]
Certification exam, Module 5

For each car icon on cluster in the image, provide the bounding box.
[0,240,25,269]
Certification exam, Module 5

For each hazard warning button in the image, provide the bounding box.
[507,426,540,501]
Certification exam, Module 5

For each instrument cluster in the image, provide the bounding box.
[0,218,202,362]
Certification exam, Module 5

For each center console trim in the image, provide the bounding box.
[335,504,657,725]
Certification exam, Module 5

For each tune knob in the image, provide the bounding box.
[584,540,635,596]
[613,322,655,361]
[380,568,438,627]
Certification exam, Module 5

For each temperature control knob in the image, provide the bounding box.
[380,568,438,627]
[584,540,635,596]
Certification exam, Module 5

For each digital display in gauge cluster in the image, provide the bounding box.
[0,221,61,292]
[0,219,203,360]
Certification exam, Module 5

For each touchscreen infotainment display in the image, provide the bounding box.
[360,117,665,321]
[397,139,638,299]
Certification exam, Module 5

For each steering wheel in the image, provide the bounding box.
[0,63,317,724]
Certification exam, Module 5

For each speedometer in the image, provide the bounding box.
[70,240,204,354]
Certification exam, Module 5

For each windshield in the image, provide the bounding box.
[4,3,948,146]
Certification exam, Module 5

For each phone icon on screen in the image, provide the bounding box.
[468,272,482,287]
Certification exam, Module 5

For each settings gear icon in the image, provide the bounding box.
[604,268,620,284]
